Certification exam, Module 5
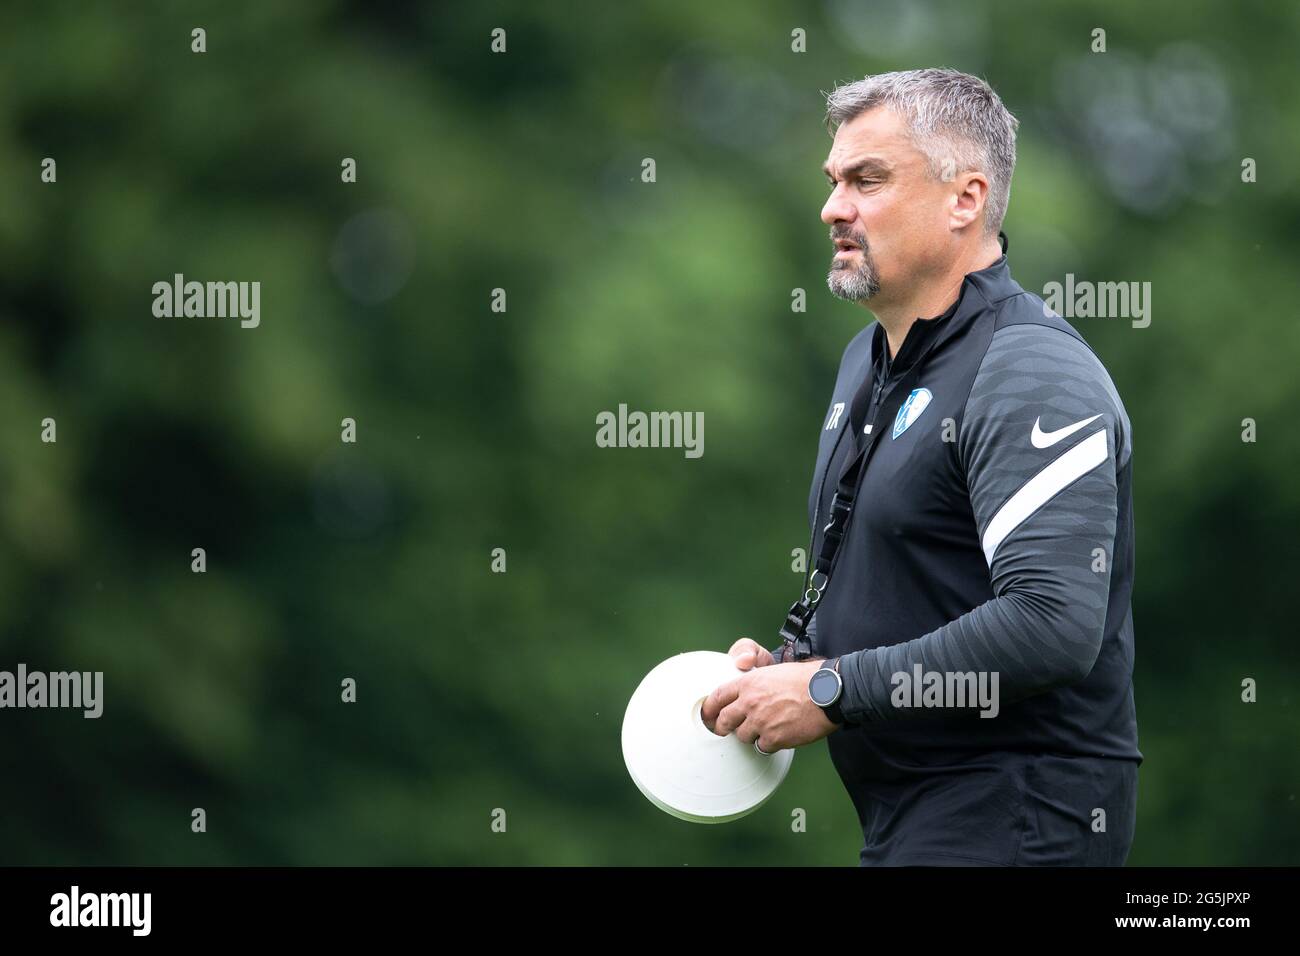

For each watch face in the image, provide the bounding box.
[809,668,841,707]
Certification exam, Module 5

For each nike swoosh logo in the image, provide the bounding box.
[1031,414,1102,449]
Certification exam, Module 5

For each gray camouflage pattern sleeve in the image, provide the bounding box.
[837,323,1132,724]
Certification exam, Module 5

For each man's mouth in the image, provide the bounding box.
[834,239,861,255]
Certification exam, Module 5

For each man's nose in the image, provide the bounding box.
[821,189,857,227]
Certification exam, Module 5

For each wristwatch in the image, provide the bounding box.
[808,657,849,726]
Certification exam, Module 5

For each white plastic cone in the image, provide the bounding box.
[622,650,794,823]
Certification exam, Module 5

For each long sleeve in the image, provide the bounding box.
[838,323,1132,724]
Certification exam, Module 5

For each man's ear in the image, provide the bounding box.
[950,171,990,231]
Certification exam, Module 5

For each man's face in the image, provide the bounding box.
[820,106,952,304]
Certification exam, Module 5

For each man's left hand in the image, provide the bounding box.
[699,659,841,752]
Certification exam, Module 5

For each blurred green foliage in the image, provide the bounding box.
[0,0,1296,865]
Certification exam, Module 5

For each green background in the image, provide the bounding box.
[0,0,1296,865]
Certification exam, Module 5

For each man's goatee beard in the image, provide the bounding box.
[827,263,880,301]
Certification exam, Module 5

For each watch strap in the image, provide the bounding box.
[819,657,850,726]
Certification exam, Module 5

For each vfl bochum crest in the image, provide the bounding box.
[892,388,933,439]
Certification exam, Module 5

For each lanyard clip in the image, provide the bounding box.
[817,492,853,568]
[823,491,852,535]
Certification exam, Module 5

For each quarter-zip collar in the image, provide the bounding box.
[871,231,1019,384]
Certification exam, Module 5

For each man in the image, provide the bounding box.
[701,69,1141,866]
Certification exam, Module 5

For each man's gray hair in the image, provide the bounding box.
[824,68,1019,235]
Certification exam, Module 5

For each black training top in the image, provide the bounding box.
[775,236,1142,865]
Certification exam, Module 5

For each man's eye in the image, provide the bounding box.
[858,178,878,187]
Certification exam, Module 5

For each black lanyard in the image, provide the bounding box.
[778,333,940,661]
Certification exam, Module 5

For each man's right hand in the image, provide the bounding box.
[728,637,775,671]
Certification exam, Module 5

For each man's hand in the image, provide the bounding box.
[727,636,775,672]
[700,655,841,753]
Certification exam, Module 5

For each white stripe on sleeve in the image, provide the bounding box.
[982,429,1109,565]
